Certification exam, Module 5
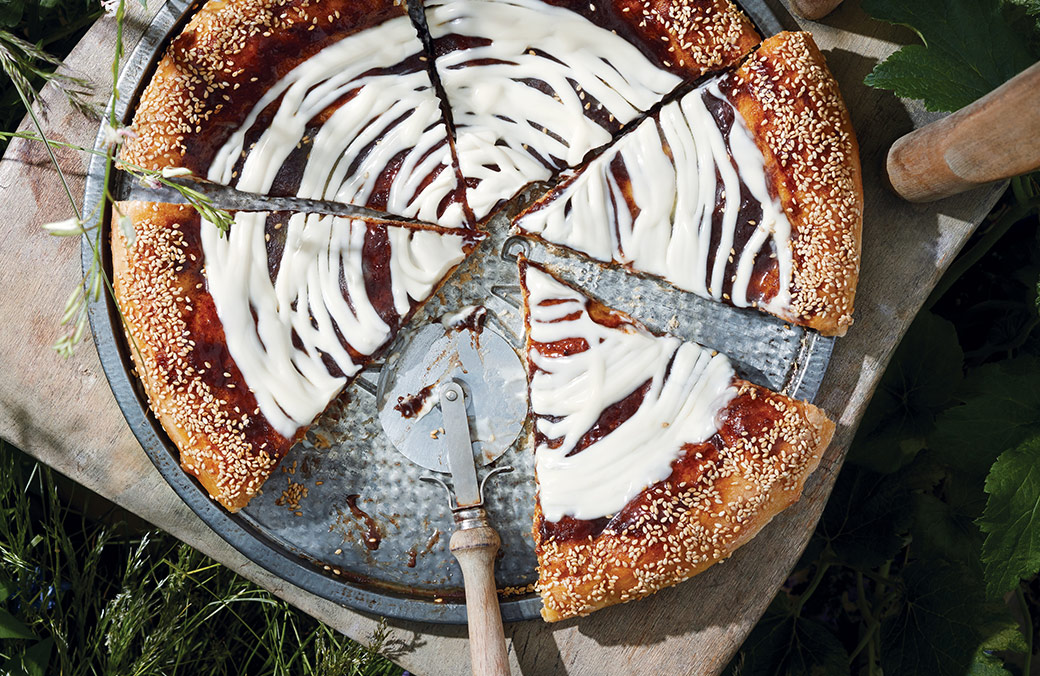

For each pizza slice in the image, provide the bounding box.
[519,259,834,621]
[121,0,471,228]
[112,201,482,511]
[423,0,760,221]
[515,32,862,335]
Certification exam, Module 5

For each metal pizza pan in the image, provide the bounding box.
[84,0,820,625]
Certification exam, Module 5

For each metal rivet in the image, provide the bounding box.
[445,390,458,401]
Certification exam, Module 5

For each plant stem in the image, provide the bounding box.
[11,84,80,220]
[1017,584,1033,676]
[0,130,98,154]
[849,613,881,664]
[794,558,831,615]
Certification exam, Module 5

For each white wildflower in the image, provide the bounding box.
[102,0,121,16]
[42,216,86,237]
[101,122,135,148]
[61,286,86,325]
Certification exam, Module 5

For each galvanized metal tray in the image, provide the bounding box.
[85,0,827,625]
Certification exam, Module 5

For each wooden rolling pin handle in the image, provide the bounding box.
[887,61,1040,202]
[451,509,510,676]
[788,0,845,20]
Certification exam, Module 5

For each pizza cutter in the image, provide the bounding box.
[376,315,527,676]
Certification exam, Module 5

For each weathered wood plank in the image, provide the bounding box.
[0,1,1003,674]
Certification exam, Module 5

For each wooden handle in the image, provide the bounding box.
[887,62,1040,202]
[450,516,510,676]
[788,0,845,20]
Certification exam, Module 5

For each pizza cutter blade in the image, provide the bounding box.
[376,313,525,676]
[376,316,527,473]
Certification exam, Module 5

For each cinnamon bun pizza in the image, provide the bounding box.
[112,201,480,510]
[520,259,834,621]
[113,0,854,620]
[514,32,862,335]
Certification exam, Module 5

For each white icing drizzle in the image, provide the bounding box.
[427,0,683,220]
[200,213,468,438]
[525,266,737,522]
[516,78,795,315]
[207,16,466,228]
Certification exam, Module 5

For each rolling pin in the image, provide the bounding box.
[887,61,1040,202]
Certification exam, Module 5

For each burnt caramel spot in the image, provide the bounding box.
[701,88,780,306]
[345,494,382,551]
[264,213,288,279]
[539,514,610,542]
[434,33,494,61]
[608,154,639,259]
[586,299,627,328]
[361,226,400,327]
[748,237,779,305]
[534,337,589,358]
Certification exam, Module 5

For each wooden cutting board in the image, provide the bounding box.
[0,1,1004,673]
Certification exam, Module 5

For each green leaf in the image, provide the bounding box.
[966,608,1030,675]
[879,561,1007,676]
[968,651,1013,676]
[909,492,983,565]
[862,0,1038,112]
[5,638,55,676]
[850,312,962,473]
[931,357,1040,481]
[0,608,35,640]
[728,597,849,676]
[818,468,912,568]
[1008,0,1040,16]
[977,437,1040,596]
[0,0,25,27]
[979,617,1029,655]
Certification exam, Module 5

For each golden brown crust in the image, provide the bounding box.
[568,0,761,78]
[518,259,834,622]
[534,379,833,622]
[112,201,291,511]
[731,31,863,336]
[121,0,408,173]
[639,0,761,76]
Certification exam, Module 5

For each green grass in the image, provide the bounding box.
[0,442,404,676]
